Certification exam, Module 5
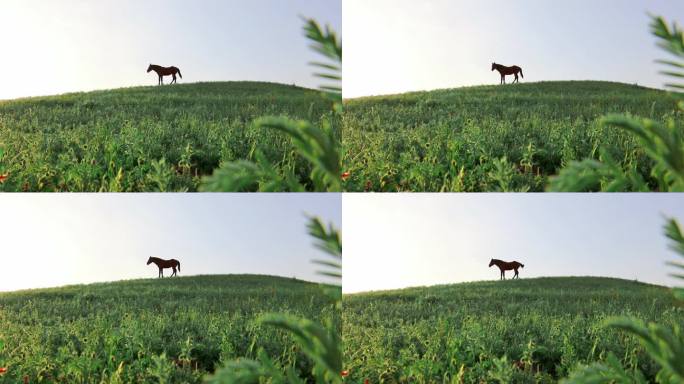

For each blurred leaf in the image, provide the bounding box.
[561,353,647,384]
[262,314,342,383]
[201,18,342,192]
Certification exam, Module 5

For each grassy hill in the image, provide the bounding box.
[342,276,681,383]
[0,81,336,191]
[342,81,682,191]
[0,274,335,383]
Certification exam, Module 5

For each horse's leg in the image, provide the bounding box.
[172,267,177,276]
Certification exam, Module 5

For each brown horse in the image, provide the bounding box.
[491,62,523,84]
[489,258,524,280]
[147,256,181,278]
[147,64,182,85]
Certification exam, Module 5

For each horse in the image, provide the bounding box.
[491,62,523,84]
[147,256,181,278]
[147,64,182,85]
[489,258,524,280]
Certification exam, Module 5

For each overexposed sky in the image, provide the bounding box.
[343,194,684,293]
[0,194,341,292]
[343,0,684,98]
[0,0,340,100]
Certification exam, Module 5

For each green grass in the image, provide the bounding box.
[342,277,682,383]
[0,81,338,191]
[342,81,683,191]
[0,274,336,383]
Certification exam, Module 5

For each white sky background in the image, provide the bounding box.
[343,194,684,294]
[343,0,684,98]
[0,194,341,292]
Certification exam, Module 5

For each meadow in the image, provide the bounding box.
[0,81,338,191]
[342,81,683,191]
[342,277,682,383]
[0,274,337,383]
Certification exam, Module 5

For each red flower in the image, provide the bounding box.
[341,172,350,181]
[0,174,7,183]
[0,367,6,374]
[364,379,370,384]
[341,370,349,377]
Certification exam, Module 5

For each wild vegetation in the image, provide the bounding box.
[342,276,681,383]
[342,81,680,192]
[0,275,333,383]
[342,15,684,192]
[0,81,333,192]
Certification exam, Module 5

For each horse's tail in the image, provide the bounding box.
[519,263,525,268]
[519,68,524,78]
[177,260,181,272]
[176,67,182,79]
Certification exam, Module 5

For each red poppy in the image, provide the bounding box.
[341,370,349,377]
[0,367,7,374]
[364,379,370,384]
[341,172,350,181]
[0,174,7,183]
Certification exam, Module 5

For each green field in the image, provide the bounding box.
[0,275,336,383]
[342,81,683,191]
[0,81,337,191]
[342,277,681,383]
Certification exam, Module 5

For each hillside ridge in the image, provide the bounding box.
[345,276,669,296]
[0,273,320,296]
[345,80,666,101]
[0,80,318,103]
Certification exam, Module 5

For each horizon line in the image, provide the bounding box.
[343,79,667,100]
[343,275,671,295]
[0,80,320,103]
[0,273,334,295]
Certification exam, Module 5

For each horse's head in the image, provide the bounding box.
[146,256,153,265]
[146,64,153,73]
[488,258,495,267]
[491,62,496,71]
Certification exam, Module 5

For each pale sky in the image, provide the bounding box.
[343,194,684,294]
[343,0,684,98]
[0,0,340,100]
[0,194,341,292]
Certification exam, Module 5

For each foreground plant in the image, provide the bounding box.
[549,15,684,191]
[201,18,342,192]
[206,217,342,383]
[562,218,684,383]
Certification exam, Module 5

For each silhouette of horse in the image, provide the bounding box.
[489,258,524,280]
[147,64,182,85]
[147,256,181,278]
[491,62,523,84]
